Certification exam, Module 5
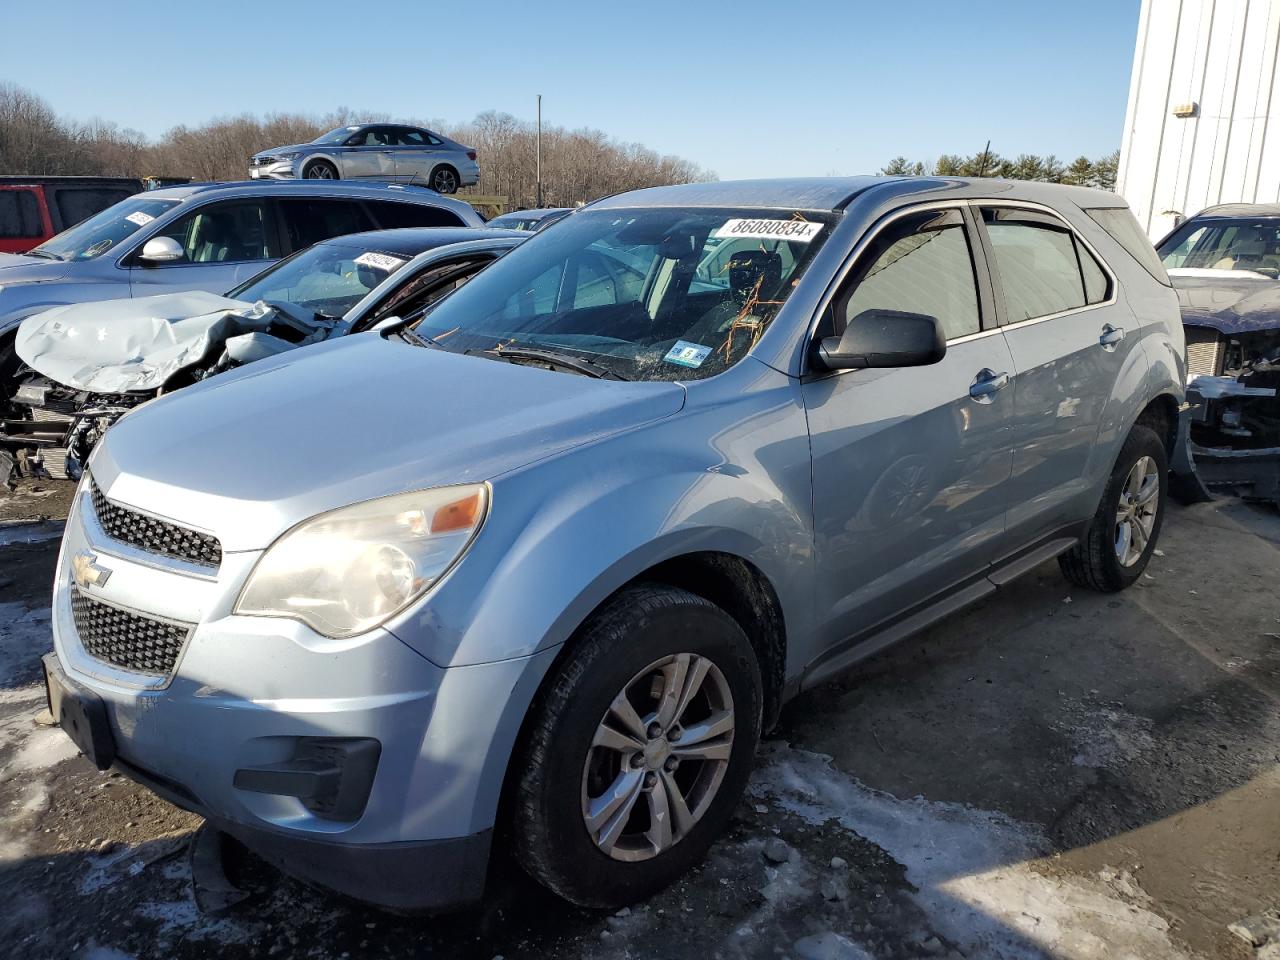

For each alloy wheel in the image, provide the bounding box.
[432,169,458,193]
[580,653,735,862]
[1114,454,1159,566]
[307,164,335,179]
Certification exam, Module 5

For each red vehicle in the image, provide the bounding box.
[0,176,144,254]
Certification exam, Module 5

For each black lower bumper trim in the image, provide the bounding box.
[113,756,491,913]
[217,821,492,914]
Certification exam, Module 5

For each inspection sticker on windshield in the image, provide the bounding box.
[124,211,154,227]
[353,251,407,271]
[715,218,823,243]
[664,340,713,369]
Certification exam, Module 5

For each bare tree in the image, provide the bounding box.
[0,83,713,208]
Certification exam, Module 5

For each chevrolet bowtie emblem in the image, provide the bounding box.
[72,551,112,591]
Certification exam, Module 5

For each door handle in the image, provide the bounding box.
[1099,324,1125,349]
[969,369,1009,402]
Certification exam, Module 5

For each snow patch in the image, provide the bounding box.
[0,602,54,686]
[5,721,81,775]
[1059,706,1155,770]
[751,742,1192,960]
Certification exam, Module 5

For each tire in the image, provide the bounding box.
[512,583,762,909]
[1059,424,1168,592]
[303,160,338,180]
[429,166,459,194]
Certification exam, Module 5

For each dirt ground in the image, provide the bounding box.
[0,485,1277,960]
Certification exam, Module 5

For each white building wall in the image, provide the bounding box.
[1117,0,1280,239]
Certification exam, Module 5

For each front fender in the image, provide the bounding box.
[387,369,816,671]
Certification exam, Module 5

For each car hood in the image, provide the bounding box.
[91,334,686,551]
[1173,274,1280,334]
[17,291,337,393]
[0,253,68,282]
[254,143,313,158]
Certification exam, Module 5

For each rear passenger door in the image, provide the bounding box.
[803,205,1016,647]
[975,205,1136,554]
[388,127,440,184]
[275,197,377,254]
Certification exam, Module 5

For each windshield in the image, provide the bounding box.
[1158,217,1280,277]
[33,197,179,262]
[228,242,411,317]
[410,207,833,381]
[313,126,361,145]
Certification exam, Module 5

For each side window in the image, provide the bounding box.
[981,208,1087,322]
[1079,242,1110,304]
[397,129,429,146]
[153,201,275,264]
[839,208,981,341]
[277,198,376,252]
[0,189,43,238]
[52,188,133,229]
[365,256,494,329]
[365,200,464,228]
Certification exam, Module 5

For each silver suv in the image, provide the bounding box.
[43,177,1186,913]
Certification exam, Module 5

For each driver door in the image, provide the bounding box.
[802,205,1015,652]
[128,199,281,296]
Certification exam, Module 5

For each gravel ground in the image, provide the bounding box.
[0,487,1277,960]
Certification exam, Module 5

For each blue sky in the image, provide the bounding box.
[4,0,1140,179]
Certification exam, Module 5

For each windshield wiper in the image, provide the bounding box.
[398,328,442,349]
[24,249,63,261]
[490,345,630,381]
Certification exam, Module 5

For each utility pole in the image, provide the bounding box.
[536,94,543,208]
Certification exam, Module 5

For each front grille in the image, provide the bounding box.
[90,480,222,568]
[71,588,192,676]
[1185,326,1224,377]
[252,156,278,167]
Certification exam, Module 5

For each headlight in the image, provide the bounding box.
[276,152,300,161]
[235,484,487,639]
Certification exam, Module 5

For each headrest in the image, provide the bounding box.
[728,250,783,304]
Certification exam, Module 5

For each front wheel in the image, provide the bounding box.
[512,584,762,909]
[303,160,338,180]
[1059,424,1168,591]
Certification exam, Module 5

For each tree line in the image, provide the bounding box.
[880,148,1120,189]
[0,81,714,209]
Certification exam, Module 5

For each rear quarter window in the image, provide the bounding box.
[1086,207,1171,286]
[366,200,465,229]
[0,189,42,238]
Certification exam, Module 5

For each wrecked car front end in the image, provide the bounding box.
[2,291,345,481]
[1176,274,1280,503]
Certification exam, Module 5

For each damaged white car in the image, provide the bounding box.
[1,227,523,482]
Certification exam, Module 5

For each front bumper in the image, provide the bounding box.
[248,160,297,180]
[50,478,555,910]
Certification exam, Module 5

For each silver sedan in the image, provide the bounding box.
[249,123,480,193]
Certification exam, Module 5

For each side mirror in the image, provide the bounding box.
[816,308,946,371]
[139,236,184,264]
[369,314,403,332]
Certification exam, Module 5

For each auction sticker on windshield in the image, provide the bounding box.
[715,218,823,242]
[125,211,155,227]
[354,251,407,271]
[664,340,713,369]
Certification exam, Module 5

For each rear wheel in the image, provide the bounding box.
[303,160,338,180]
[429,166,459,194]
[1059,424,1167,591]
[512,584,761,908]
